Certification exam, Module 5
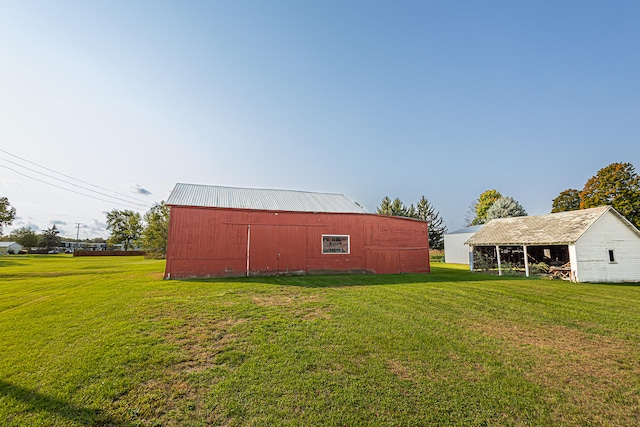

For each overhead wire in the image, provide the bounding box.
[0,164,149,210]
[0,157,151,208]
[0,148,152,207]
[0,148,154,210]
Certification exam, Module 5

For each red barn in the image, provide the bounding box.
[164,183,430,279]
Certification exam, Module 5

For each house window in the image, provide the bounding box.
[608,250,616,263]
[322,235,350,254]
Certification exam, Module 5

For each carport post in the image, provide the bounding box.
[523,245,529,277]
[495,245,502,276]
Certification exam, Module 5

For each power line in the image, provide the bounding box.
[0,148,151,206]
[0,156,151,208]
[0,164,148,210]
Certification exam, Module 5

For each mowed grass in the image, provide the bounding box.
[1,256,639,426]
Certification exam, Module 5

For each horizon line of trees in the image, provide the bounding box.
[3,224,64,252]
[0,197,170,257]
[3,161,637,256]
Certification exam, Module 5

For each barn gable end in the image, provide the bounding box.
[574,209,640,283]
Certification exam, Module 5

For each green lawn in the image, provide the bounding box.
[1,256,639,426]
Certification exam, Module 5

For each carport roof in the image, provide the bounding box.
[465,206,618,246]
[166,183,367,214]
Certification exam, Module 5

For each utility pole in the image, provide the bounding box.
[75,223,81,251]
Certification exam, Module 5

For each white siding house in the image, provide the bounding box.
[573,209,640,283]
[465,206,640,283]
[0,241,24,255]
[444,226,482,264]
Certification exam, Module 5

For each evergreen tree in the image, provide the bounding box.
[390,198,406,216]
[416,196,447,250]
[485,196,527,221]
[377,197,408,216]
[376,197,393,215]
[406,204,417,219]
[551,189,581,213]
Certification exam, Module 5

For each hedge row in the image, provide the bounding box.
[73,250,146,257]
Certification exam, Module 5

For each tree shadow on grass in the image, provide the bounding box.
[0,379,130,426]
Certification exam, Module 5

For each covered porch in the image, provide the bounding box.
[470,244,571,278]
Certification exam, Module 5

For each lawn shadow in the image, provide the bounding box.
[0,379,130,426]
[176,268,523,288]
[0,258,30,268]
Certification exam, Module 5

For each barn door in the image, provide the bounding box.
[278,226,307,273]
[248,225,307,275]
[248,225,279,275]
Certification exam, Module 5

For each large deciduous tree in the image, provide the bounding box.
[468,190,502,225]
[551,189,581,213]
[0,196,16,235]
[485,196,527,221]
[10,227,38,249]
[106,209,143,250]
[139,202,170,258]
[580,162,640,228]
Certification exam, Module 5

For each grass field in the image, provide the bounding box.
[1,255,639,426]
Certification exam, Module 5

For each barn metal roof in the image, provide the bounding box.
[166,183,367,213]
[464,206,628,246]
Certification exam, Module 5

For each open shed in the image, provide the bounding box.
[465,206,640,283]
[165,183,430,278]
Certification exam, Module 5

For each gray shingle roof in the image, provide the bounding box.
[166,183,367,214]
[465,206,625,246]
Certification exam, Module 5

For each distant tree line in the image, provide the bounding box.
[0,198,66,251]
[0,196,171,256]
[3,225,64,251]
[376,196,447,250]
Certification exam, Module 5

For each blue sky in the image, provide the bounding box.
[1,1,639,238]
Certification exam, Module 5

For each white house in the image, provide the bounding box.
[443,225,482,264]
[0,241,24,255]
[465,206,640,283]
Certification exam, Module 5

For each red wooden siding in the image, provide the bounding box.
[165,206,430,279]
